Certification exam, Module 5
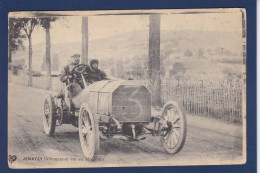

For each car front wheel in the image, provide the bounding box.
[43,94,56,135]
[160,101,187,154]
[78,103,100,161]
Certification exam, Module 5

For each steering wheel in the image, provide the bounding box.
[71,64,89,76]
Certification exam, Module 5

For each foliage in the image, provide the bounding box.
[38,17,58,29]
[160,50,173,77]
[128,55,149,80]
[222,68,242,86]
[169,62,186,80]
[9,59,26,75]
[161,49,173,61]
[214,47,233,56]
[207,48,213,55]
[116,58,125,79]
[18,18,39,38]
[8,18,26,62]
[184,49,193,57]
[198,48,205,57]
[26,70,43,77]
[13,17,39,86]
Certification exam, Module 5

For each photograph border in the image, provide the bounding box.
[0,0,256,172]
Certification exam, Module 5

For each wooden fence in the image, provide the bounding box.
[9,71,243,123]
[161,81,243,123]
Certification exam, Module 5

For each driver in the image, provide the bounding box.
[57,53,82,98]
[60,53,80,84]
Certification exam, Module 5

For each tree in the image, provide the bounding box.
[207,48,213,55]
[8,18,26,63]
[52,53,59,71]
[130,56,148,80]
[41,53,47,71]
[39,17,58,90]
[148,15,161,107]
[116,58,124,79]
[198,48,205,57]
[222,68,242,86]
[82,17,88,64]
[184,49,193,57]
[170,62,186,80]
[19,18,39,86]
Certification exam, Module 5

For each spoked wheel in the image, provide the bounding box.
[43,95,56,135]
[160,101,187,154]
[79,103,100,161]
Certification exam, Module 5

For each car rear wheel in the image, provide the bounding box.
[43,94,56,135]
[160,101,187,154]
[79,103,100,161]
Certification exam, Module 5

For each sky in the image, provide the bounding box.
[27,10,243,46]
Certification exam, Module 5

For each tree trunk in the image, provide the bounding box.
[81,17,88,64]
[148,15,161,107]
[8,48,12,63]
[28,35,33,87]
[45,25,52,90]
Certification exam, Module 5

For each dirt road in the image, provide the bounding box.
[8,83,245,168]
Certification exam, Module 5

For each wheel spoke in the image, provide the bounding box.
[172,123,180,128]
[164,132,170,142]
[170,109,177,123]
[160,102,186,154]
[80,109,94,149]
[168,107,175,122]
[82,127,88,135]
[171,109,175,122]
[166,133,172,147]
[85,129,94,146]
[44,102,50,126]
[172,117,180,124]
[174,109,179,116]
[172,132,178,147]
[44,104,50,115]
[165,129,180,149]
[168,132,174,148]
[164,110,169,121]
[46,116,49,125]
[173,129,180,138]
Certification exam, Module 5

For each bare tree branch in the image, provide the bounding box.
[22,24,29,37]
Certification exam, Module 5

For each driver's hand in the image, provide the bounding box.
[67,74,73,79]
[73,74,77,78]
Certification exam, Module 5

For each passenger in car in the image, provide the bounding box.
[86,59,109,84]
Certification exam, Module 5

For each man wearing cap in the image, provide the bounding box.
[60,53,81,84]
[86,59,108,83]
[57,53,82,98]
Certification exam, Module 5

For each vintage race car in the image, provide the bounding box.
[43,64,187,160]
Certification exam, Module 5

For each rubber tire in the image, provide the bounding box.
[78,103,100,161]
[160,101,187,154]
[43,94,56,135]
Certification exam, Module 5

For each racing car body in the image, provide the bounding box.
[72,80,151,122]
[43,64,187,160]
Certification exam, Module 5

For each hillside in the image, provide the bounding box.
[12,29,243,81]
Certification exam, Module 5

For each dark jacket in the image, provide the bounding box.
[59,62,79,83]
[86,67,108,83]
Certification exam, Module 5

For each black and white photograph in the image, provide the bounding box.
[8,9,246,168]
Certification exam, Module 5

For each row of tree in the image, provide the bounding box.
[8,17,59,89]
[9,15,162,106]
